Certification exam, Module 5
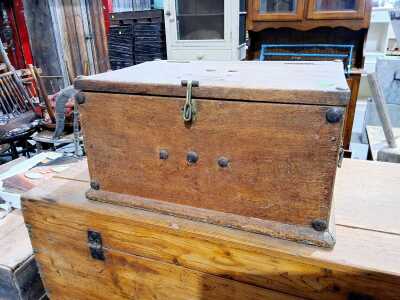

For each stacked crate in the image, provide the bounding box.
[134,22,166,64]
[108,10,166,69]
[108,25,135,70]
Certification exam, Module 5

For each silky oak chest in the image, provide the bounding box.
[74,60,350,247]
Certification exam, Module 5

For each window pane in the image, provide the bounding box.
[315,0,357,11]
[259,0,297,13]
[176,0,224,40]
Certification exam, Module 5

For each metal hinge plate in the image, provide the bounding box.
[87,230,105,261]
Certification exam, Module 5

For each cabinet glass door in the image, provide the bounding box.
[175,0,224,40]
[307,0,366,19]
[253,0,305,21]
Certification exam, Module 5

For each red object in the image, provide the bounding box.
[102,0,112,34]
[0,0,33,69]
[12,0,33,66]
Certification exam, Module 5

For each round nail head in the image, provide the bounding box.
[159,149,169,160]
[326,108,343,123]
[76,93,86,105]
[90,180,100,190]
[187,151,199,164]
[312,219,328,232]
[218,157,229,168]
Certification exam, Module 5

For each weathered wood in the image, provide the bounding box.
[0,210,45,300]
[62,0,84,77]
[87,0,110,73]
[32,65,56,123]
[368,73,397,148]
[335,159,400,234]
[76,61,348,247]
[22,158,400,300]
[342,73,361,150]
[80,92,343,246]
[74,60,350,106]
[23,0,64,93]
[33,227,301,300]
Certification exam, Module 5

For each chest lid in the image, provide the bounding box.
[74,60,350,106]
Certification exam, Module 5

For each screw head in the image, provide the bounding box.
[186,151,199,164]
[76,92,86,105]
[326,108,343,123]
[217,157,230,168]
[159,149,169,160]
[311,219,328,232]
[90,180,100,190]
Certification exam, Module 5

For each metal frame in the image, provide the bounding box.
[259,43,354,73]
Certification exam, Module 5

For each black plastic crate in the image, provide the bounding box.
[110,10,164,26]
[134,23,164,32]
[109,25,134,36]
[110,61,134,70]
[133,30,165,38]
[135,53,166,63]
[134,40,165,48]
[134,35,164,42]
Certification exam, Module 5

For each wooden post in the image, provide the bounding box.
[368,72,397,149]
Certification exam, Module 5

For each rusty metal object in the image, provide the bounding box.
[90,180,100,190]
[311,219,328,232]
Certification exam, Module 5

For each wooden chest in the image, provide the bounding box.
[74,60,350,247]
[21,159,400,300]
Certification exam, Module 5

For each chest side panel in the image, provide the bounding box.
[80,92,342,226]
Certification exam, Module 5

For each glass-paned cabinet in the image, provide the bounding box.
[251,0,367,21]
[253,0,305,20]
[307,0,366,19]
[315,0,357,10]
[165,0,247,60]
[176,0,225,40]
[259,0,297,13]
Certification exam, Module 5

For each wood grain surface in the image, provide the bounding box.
[342,74,361,150]
[32,227,302,300]
[74,60,350,106]
[80,93,342,230]
[22,159,400,300]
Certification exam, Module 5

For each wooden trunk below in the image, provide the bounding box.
[22,159,400,300]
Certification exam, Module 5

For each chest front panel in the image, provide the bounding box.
[80,92,342,227]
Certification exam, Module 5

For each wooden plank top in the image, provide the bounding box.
[74,60,350,106]
[23,158,400,277]
[0,210,32,270]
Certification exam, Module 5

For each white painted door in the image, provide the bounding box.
[164,0,233,59]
